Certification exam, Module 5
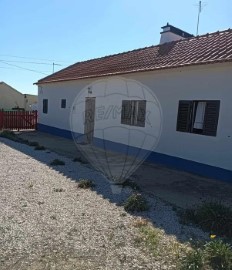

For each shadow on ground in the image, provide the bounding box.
[16,131,232,208]
[1,131,232,244]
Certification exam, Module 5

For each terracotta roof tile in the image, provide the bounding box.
[37,29,232,84]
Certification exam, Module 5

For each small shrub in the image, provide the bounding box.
[180,248,204,270]
[122,179,140,191]
[50,159,65,166]
[78,179,95,189]
[205,240,232,270]
[73,156,89,164]
[22,202,28,208]
[53,188,65,192]
[180,240,232,270]
[182,202,232,238]
[0,132,31,145]
[38,201,44,205]
[0,130,15,137]
[0,130,17,141]
[34,145,46,151]
[124,193,149,212]
[28,141,39,147]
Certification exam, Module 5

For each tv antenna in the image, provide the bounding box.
[52,62,62,73]
[195,1,207,35]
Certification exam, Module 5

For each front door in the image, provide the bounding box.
[84,97,96,144]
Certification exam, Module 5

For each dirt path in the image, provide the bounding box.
[18,131,232,208]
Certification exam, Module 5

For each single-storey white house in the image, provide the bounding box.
[36,24,232,182]
[0,82,38,111]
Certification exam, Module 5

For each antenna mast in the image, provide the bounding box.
[52,62,62,73]
[196,1,202,35]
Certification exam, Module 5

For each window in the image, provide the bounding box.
[43,99,48,114]
[61,99,66,109]
[121,100,146,127]
[176,100,220,136]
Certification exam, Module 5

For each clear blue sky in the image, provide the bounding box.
[1,0,231,95]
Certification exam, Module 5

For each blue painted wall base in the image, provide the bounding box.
[38,123,232,183]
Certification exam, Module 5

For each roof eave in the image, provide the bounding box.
[35,58,232,85]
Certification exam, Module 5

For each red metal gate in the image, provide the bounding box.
[0,111,37,130]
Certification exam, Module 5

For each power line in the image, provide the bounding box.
[0,66,51,72]
[0,61,49,75]
[0,66,17,69]
[0,59,63,66]
[0,59,64,74]
[0,54,70,63]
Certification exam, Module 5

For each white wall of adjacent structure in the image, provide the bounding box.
[0,83,24,109]
[38,62,232,171]
[0,82,38,110]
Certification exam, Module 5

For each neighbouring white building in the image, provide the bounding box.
[36,24,232,182]
[0,82,38,111]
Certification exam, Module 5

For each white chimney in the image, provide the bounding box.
[160,23,194,44]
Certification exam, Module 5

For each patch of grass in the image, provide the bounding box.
[180,240,232,270]
[133,217,149,228]
[34,145,46,151]
[139,225,160,256]
[53,188,65,192]
[122,179,140,191]
[133,221,161,256]
[205,240,232,270]
[50,159,65,166]
[0,132,32,145]
[124,193,149,212]
[169,241,186,261]
[134,235,143,246]
[73,156,89,164]
[0,130,15,137]
[180,248,205,270]
[0,130,17,141]
[181,202,232,238]
[78,179,95,189]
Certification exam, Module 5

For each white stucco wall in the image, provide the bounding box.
[69,78,162,154]
[38,63,232,171]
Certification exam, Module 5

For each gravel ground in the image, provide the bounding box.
[0,138,208,270]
